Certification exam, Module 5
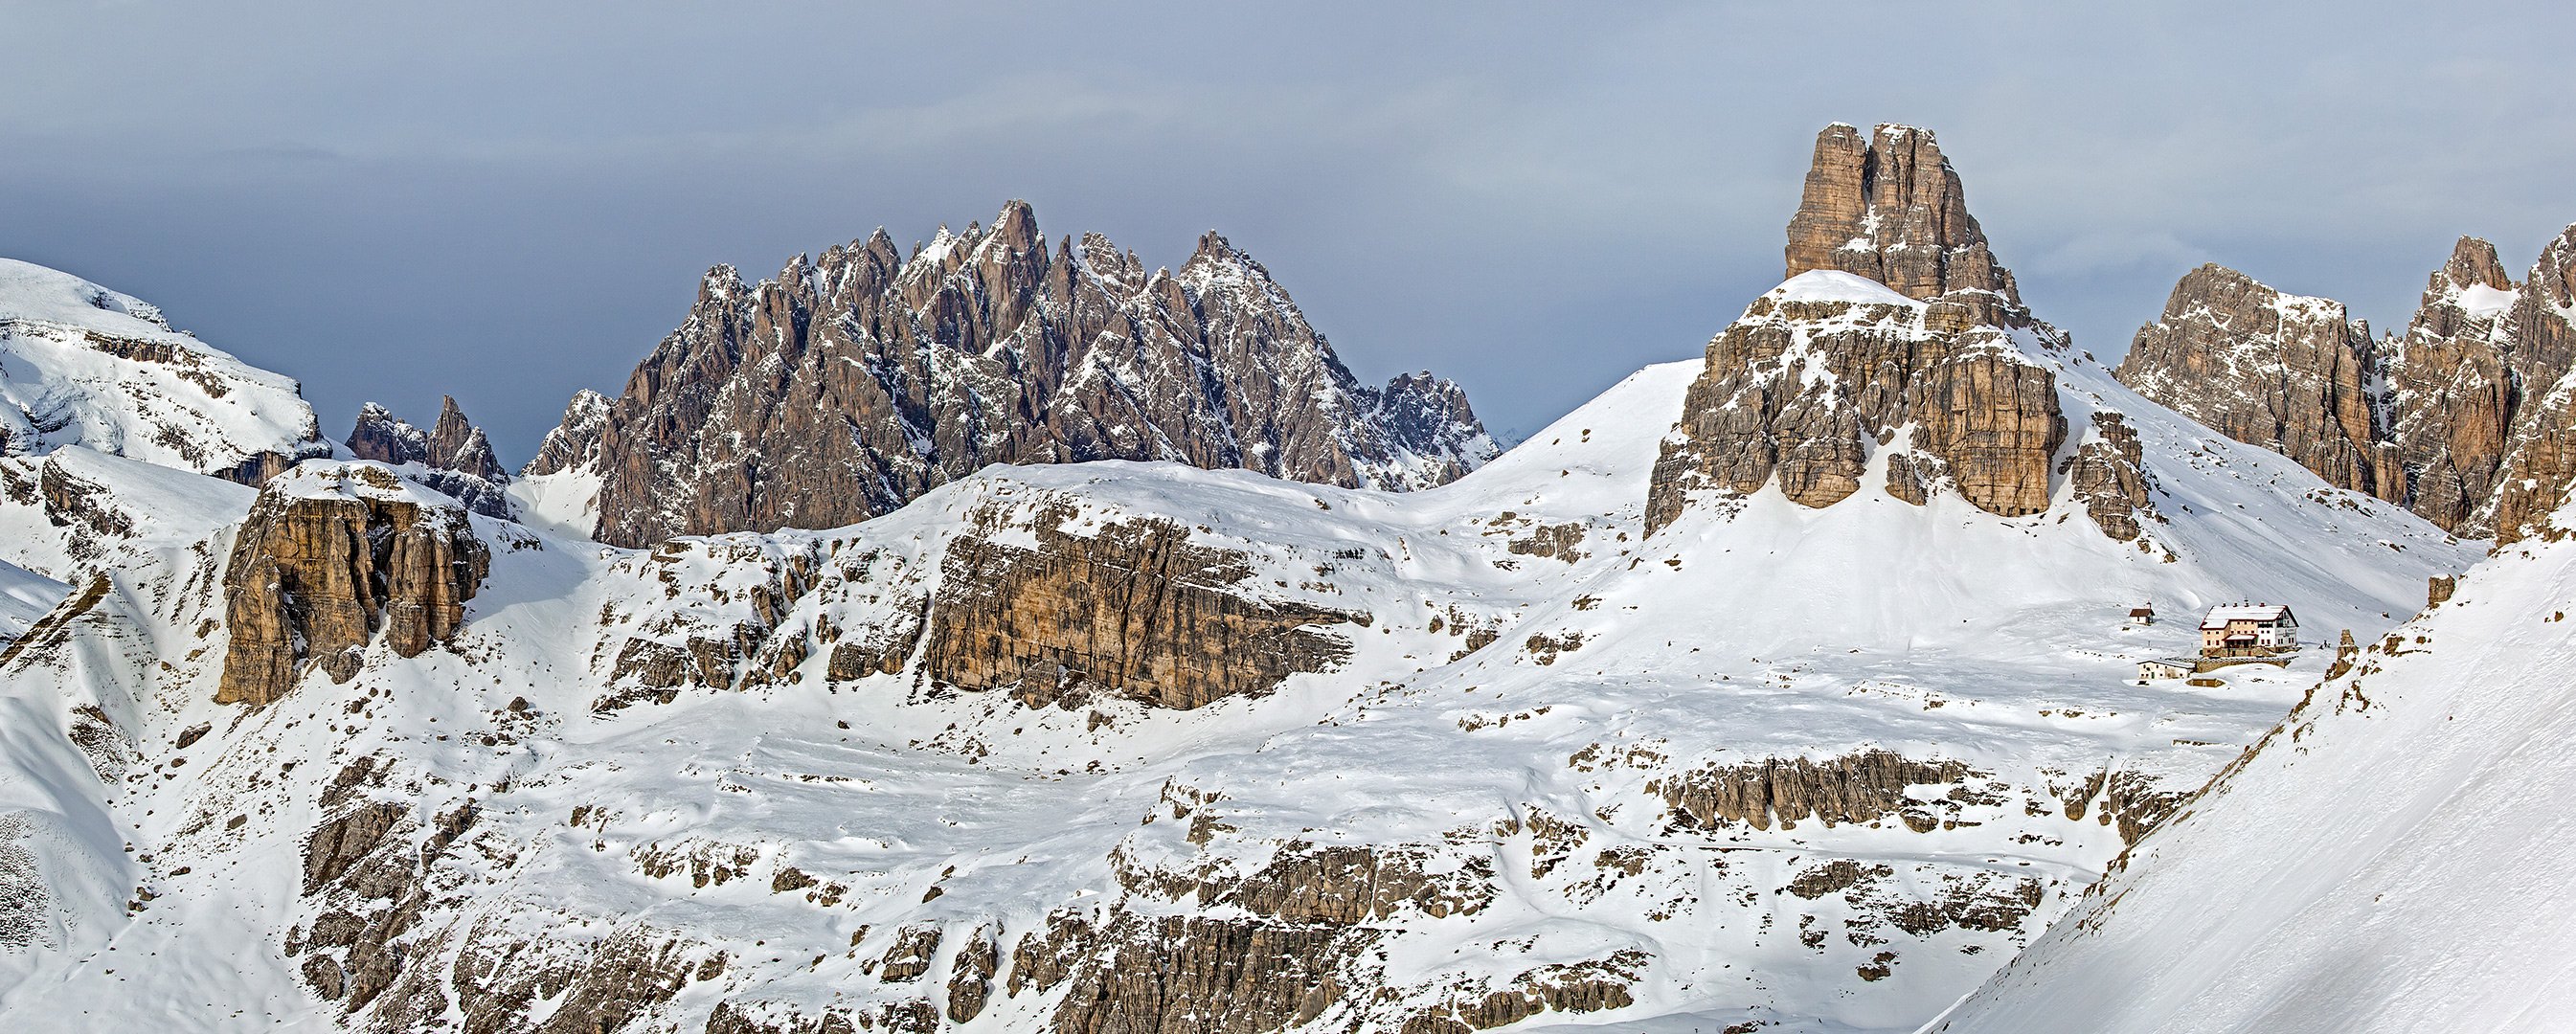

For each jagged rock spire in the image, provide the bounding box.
[2113,223,2576,544]
[1650,124,2073,534]
[1783,123,2021,318]
[344,397,512,518]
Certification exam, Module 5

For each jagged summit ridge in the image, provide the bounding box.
[2113,226,2576,543]
[0,122,2500,1034]
[524,200,1499,547]
[345,396,512,518]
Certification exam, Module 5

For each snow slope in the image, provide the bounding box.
[0,561,62,643]
[1928,506,2576,1034]
[0,258,328,479]
[0,293,2479,1034]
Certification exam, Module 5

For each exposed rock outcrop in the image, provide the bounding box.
[2113,264,2399,502]
[346,396,513,518]
[525,202,1498,547]
[944,925,999,1023]
[1013,910,1366,1034]
[215,462,489,705]
[2069,412,2156,542]
[2385,237,2520,531]
[1645,273,2066,532]
[1650,124,2072,534]
[919,505,1356,709]
[2116,227,2576,542]
[2492,226,2576,544]
[1006,837,1512,1033]
[1655,751,1980,833]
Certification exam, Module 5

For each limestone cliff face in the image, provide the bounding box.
[1784,123,2023,325]
[2070,412,2154,542]
[919,505,1357,709]
[2493,226,2576,543]
[216,462,490,705]
[583,490,1362,716]
[2113,263,2398,503]
[2115,227,2576,542]
[1649,124,2075,535]
[1645,275,2066,533]
[2385,237,2520,531]
[526,202,1498,548]
[345,396,512,518]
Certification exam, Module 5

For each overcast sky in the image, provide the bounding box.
[5,2,2571,453]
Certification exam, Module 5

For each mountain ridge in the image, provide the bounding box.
[518,201,1500,548]
[2113,227,2576,544]
[0,121,2552,1034]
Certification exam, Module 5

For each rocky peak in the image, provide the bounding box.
[2405,236,2520,348]
[2114,224,2576,543]
[2437,235,2513,292]
[345,402,413,461]
[344,396,512,518]
[1649,126,2075,534]
[2113,263,2398,504]
[531,201,1498,547]
[215,461,491,705]
[2491,225,2576,544]
[1783,123,2022,324]
[2384,240,2523,533]
[2505,225,2576,402]
[524,390,609,477]
[428,397,503,481]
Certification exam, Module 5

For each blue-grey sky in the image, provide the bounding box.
[4,1,2570,453]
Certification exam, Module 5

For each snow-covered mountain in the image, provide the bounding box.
[0,121,2497,1034]
[1931,501,2576,1034]
[0,258,331,483]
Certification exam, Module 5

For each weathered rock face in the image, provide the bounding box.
[523,389,607,477]
[1784,123,2022,322]
[1910,341,2068,516]
[1014,910,1367,1034]
[1655,751,1977,833]
[215,462,490,705]
[919,505,1356,709]
[2113,263,2399,503]
[2070,411,2156,542]
[2493,227,2576,544]
[1650,124,2072,534]
[2506,226,2576,409]
[2385,237,2520,532]
[345,396,513,518]
[2127,227,2576,541]
[1645,278,2066,532]
[527,202,1499,548]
